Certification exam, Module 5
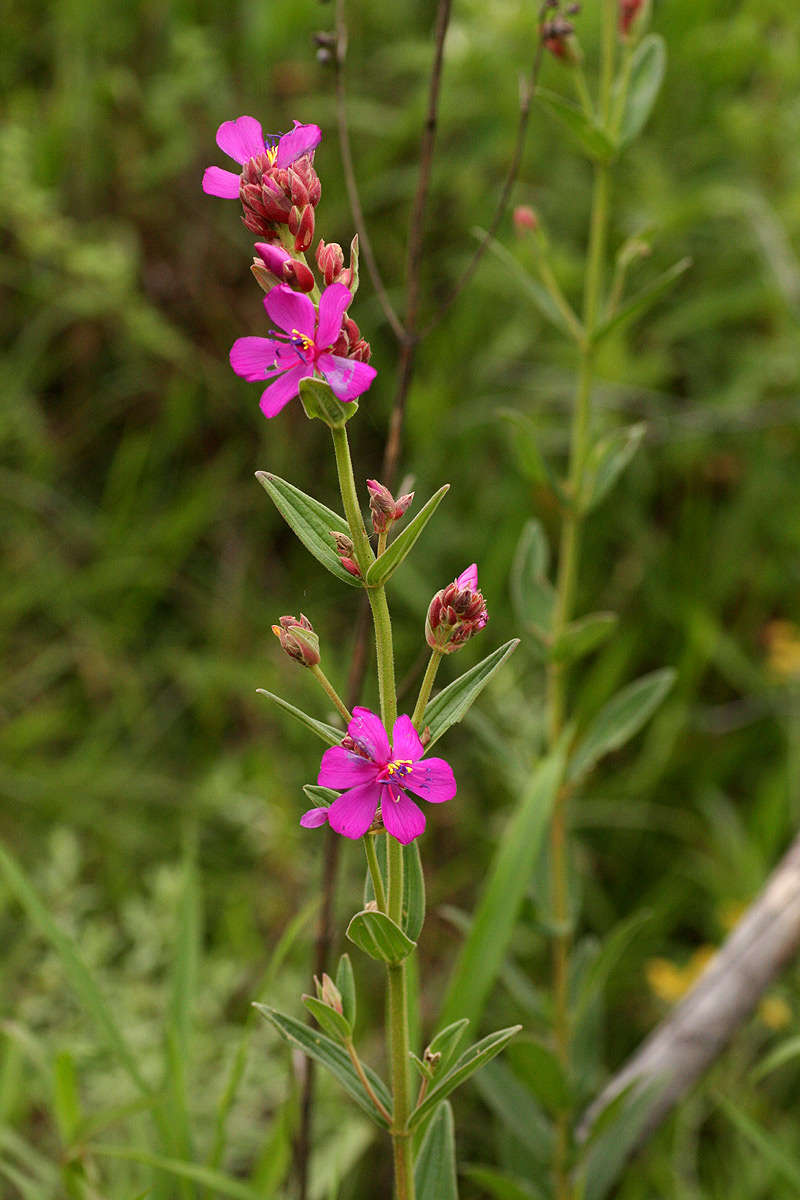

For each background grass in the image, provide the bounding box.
[2,0,800,1195]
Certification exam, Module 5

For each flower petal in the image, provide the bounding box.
[403,757,456,804]
[230,337,279,381]
[216,115,265,165]
[316,283,352,348]
[381,787,426,844]
[255,242,291,273]
[327,782,381,839]
[391,715,424,763]
[347,707,390,765]
[300,807,329,829]
[202,166,242,198]
[259,363,311,418]
[275,120,322,168]
[318,745,379,789]
[264,284,316,339]
[317,354,377,402]
[456,563,479,590]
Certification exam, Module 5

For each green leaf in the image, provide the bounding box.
[423,639,520,748]
[572,911,652,1034]
[551,612,618,664]
[363,838,425,941]
[53,1051,81,1144]
[410,1026,522,1130]
[577,1083,659,1200]
[365,485,450,588]
[567,668,676,783]
[511,521,555,638]
[438,746,566,1030]
[346,909,416,964]
[298,376,359,427]
[427,1019,470,1069]
[302,994,352,1042]
[496,410,551,487]
[751,1034,800,1083]
[507,1037,571,1117]
[255,1006,391,1127]
[414,1101,458,1200]
[481,238,580,339]
[716,1093,800,1191]
[581,424,646,511]
[89,1145,262,1200]
[618,35,667,147]
[256,689,343,746]
[255,471,361,587]
[593,258,691,343]
[536,88,616,163]
[302,784,339,806]
[463,1166,545,1200]
[335,954,357,1029]
[474,1059,553,1160]
[0,842,151,1098]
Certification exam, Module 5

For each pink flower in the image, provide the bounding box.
[230,283,377,418]
[301,707,456,844]
[202,116,321,200]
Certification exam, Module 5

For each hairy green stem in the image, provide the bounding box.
[364,833,387,913]
[310,664,352,723]
[330,424,375,577]
[411,650,442,729]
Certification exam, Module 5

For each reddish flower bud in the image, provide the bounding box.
[540,15,582,64]
[330,530,362,578]
[513,205,539,235]
[252,243,315,293]
[314,973,344,1014]
[272,613,320,667]
[425,564,489,654]
[330,314,372,364]
[289,204,315,253]
[366,479,415,536]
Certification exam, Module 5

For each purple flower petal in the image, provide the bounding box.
[348,707,390,765]
[318,745,379,789]
[264,284,316,339]
[381,786,426,844]
[403,757,456,805]
[216,115,265,165]
[255,242,291,273]
[316,283,352,348]
[230,337,279,381]
[300,806,330,828]
[202,166,242,198]
[317,354,377,402]
[275,120,322,168]
[327,782,381,839]
[259,363,311,418]
[391,716,424,763]
[456,564,479,590]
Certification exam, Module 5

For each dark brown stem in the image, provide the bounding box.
[334,0,405,341]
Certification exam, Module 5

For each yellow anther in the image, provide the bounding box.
[386,759,413,776]
[265,145,278,165]
[291,328,315,353]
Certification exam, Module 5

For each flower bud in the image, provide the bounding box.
[252,243,315,293]
[314,973,344,1014]
[425,563,489,654]
[513,205,539,235]
[367,479,415,536]
[540,15,583,64]
[272,613,320,667]
[289,204,315,253]
[330,530,361,578]
[619,0,649,37]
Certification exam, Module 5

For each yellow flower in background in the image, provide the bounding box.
[758,995,792,1031]
[646,946,715,1004]
[764,620,800,680]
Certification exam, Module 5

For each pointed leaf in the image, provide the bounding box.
[427,1019,470,1068]
[335,953,357,1029]
[473,1059,553,1159]
[508,1037,571,1117]
[255,471,361,587]
[302,994,352,1042]
[581,425,646,511]
[423,640,520,748]
[365,485,450,587]
[89,1146,261,1200]
[255,1006,391,1127]
[346,909,416,964]
[618,35,667,147]
[716,1093,800,1192]
[511,521,555,637]
[410,1026,522,1130]
[414,1101,458,1200]
[577,1080,662,1200]
[257,689,343,745]
[496,409,550,486]
[751,1034,800,1083]
[593,258,691,343]
[536,88,616,163]
[363,838,425,940]
[302,784,339,805]
[572,911,652,1033]
[551,612,618,664]
[439,745,566,1030]
[567,668,676,783]
[482,237,580,339]
[298,376,359,427]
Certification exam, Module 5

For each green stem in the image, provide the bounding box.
[364,834,387,913]
[330,424,375,577]
[346,1040,394,1126]
[411,650,443,729]
[310,664,352,723]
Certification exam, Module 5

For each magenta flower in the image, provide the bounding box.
[202,116,321,200]
[301,707,456,844]
[230,283,377,418]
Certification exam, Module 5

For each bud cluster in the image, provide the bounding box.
[425,565,489,654]
[367,479,415,536]
[272,613,320,667]
[240,153,322,251]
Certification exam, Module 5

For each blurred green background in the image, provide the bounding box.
[2,0,800,1195]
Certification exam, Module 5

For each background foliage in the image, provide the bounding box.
[2,0,800,1195]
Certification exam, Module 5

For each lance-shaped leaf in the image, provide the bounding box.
[427,1019,470,1069]
[551,612,618,664]
[365,485,450,588]
[255,1006,391,1127]
[511,520,555,640]
[581,424,646,511]
[618,35,667,147]
[414,1101,458,1200]
[255,471,361,587]
[409,1026,522,1130]
[302,784,339,806]
[298,376,359,428]
[536,88,616,163]
[423,640,520,748]
[567,667,676,783]
[302,994,352,1042]
[346,909,416,965]
[363,837,425,941]
[256,689,342,745]
[593,258,691,344]
[481,235,582,341]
